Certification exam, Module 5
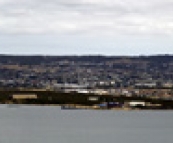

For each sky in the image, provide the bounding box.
[0,0,173,56]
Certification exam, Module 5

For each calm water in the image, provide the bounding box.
[0,105,173,143]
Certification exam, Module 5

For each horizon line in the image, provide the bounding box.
[0,53,172,57]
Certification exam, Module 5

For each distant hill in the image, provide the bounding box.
[0,54,173,90]
[0,54,173,65]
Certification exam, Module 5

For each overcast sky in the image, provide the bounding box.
[0,0,173,56]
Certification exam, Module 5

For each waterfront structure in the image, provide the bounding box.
[12,94,37,100]
[128,101,146,107]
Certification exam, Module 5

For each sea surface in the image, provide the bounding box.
[0,105,173,143]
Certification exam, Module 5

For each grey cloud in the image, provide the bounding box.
[0,0,173,35]
[0,0,140,16]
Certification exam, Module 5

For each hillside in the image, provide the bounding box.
[0,54,173,90]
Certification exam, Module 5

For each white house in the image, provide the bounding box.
[128,101,146,107]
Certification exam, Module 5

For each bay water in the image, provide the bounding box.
[0,105,173,143]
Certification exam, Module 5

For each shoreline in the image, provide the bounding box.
[1,103,173,111]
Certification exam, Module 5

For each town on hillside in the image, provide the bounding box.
[0,55,173,109]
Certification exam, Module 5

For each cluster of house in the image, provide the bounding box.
[52,83,173,99]
[87,96,162,109]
